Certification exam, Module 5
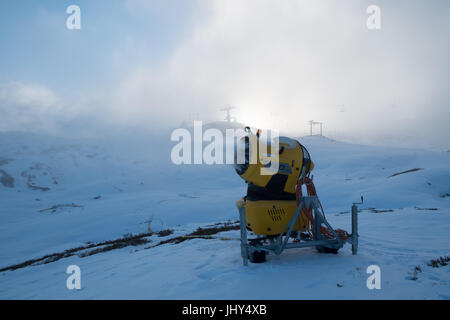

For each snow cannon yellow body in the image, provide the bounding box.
[236,199,310,235]
[235,130,314,236]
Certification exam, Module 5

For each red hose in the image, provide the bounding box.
[296,177,349,241]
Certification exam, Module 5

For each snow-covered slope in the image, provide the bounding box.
[0,132,449,299]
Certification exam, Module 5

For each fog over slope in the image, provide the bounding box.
[1,1,449,150]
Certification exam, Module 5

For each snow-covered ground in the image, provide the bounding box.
[0,131,449,299]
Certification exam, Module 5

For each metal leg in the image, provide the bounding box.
[313,205,321,241]
[351,204,358,255]
[239,207,249,266]
[279,200,304,254]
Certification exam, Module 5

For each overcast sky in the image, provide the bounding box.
[0,0,449,149]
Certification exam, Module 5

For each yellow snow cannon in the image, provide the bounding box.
[234,129,314,236]
[234,128,357,264]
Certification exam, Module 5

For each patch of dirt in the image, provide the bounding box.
[369,208,394,213]
[39,203,83,213]
[407,256,450,281]
[335,208,395,215]
[0,169,14,188]
[407,266,422,281]
[21,166,52,191]
[428,256,450,268]
[78,235,149,257]
[0,222,239,273]
[414,206,438,211]
[27,183,50,191]
[148,222,240,248]
[0,232,155,272]
[0,157,13,166]
[157,229,174,237]
[388,168,423,178]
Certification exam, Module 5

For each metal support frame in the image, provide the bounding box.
[239,206,249,266]
[349,197,362,255]
[309,120,323,136]
[351,204,358,254]
[239,196,359,265]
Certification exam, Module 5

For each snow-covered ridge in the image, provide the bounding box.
[0,131,449,299]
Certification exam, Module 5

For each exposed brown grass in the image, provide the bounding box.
[0,222,240,272]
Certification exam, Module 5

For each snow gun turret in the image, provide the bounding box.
[234,127,359,265]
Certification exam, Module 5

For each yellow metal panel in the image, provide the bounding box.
[243,199,309,235]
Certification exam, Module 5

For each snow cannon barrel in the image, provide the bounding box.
[234,129,314,236]
[234,130,314,197]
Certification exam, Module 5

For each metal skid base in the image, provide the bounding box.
[239,196,359,266]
